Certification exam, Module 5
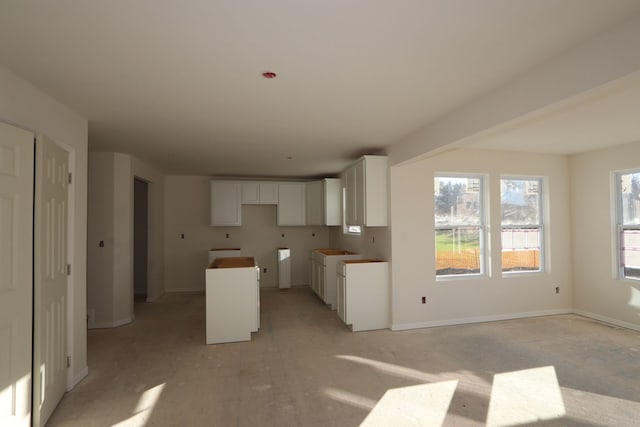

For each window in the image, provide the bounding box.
[501,177,543,273]
[616,170,640,280]
[434,175,485,277]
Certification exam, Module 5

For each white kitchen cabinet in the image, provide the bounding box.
[306,178,341,226]
[337,260,389,331]
[305,181,323,225]
[310,249,361,309]
[278,248,291,289]
[343,155,388,227]
[205,257,260,344]
[210,181,242,226]
[277,182,306,226]
[241,182,278,204]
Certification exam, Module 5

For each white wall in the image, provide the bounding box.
[87,152,164,328]
[87,153,115,326]
[0,65,88,388]
[390,148,573,330]
[164,176,330,292]
[570,140,640,330]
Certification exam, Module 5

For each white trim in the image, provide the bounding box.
[391,308,572,331]
[145,292,164,302]
[67,366,88,391]
[573,309,640,332]
[88,317,133,329]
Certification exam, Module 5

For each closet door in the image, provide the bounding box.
[0,122,34,427]
[33,135,69,427]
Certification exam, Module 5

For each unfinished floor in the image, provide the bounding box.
[49,287,640,426]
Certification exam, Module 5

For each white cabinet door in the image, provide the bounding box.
[259,183,278,204]
[242,182,278,204]
[241,182,260,204]
[305,181,323,225]
[353,159,365,226]
[337,273,346,323]
[277,183,306,226]
[324,178,342,226]
[210,181,242,226]
[343,156,388,227]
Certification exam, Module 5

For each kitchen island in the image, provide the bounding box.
[205,256,260,344]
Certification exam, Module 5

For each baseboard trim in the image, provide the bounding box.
[67,365,88,391]
[391,308,573,331]
[165,288,204,293]
[573,309,640,332]
[146,292,164,302]
[88,317,133,329]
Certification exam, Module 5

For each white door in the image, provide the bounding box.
[33,135,68,427]
[0,122,34,427]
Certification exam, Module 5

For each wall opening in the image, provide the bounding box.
[134,178,148,303]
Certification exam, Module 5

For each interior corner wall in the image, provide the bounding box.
[570,140,640,330]
[163,176,330,292]
[390,148,573,330]
[0,65,89,388]
[87,152,116,327]
[87,152,165,327]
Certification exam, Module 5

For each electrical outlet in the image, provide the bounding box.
[99,240,104,247]
[225,233,229,238]
[263,268,267,273]
[180,233,185,239]
[421,296,426,304]
[555,286,560,294]
[281,233,285,238]
[312,232,315,237]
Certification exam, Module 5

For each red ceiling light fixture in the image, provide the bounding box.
[262,71,277,79]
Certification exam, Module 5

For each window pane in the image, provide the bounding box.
[435,228,481,275]
[501,228,541,272]
[501,179,540,225]
[621,229,640,279]
[434,177,481,226]
[619,172,640,225]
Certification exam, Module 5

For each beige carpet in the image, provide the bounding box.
[49,287,640,426]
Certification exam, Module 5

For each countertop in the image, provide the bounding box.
[208,256,255,269]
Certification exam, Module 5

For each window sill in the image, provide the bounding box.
[436,273,487,282]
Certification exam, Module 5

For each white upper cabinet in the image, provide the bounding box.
[241,182,278,204]
[277,183,306,226]
[343,155,388,227]
[305,181,323,225]
[306,178,341,226]
[210,181,242,226]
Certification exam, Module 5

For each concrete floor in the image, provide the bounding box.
[49,287,640,426]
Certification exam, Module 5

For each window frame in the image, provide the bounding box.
[434,173,487,280]
[500,176,545,276]
[614,169,640,280]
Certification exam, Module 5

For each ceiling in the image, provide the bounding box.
[1,1,640,177]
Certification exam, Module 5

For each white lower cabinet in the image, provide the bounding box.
[205,257,260,344]
[310,249,361,310]
[336,260,389,331]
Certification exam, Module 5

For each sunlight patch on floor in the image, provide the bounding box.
[486,366,565,426]
[323,387,377,410]
[361,381,459,427]
[111,383,165,427]
[335,354,443,382]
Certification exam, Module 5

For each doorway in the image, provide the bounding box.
[133,178,148,303]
